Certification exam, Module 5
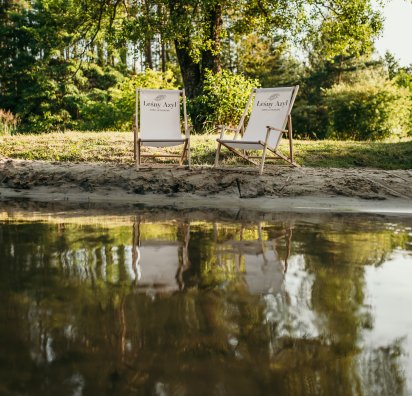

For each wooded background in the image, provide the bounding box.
[1,0,411,140]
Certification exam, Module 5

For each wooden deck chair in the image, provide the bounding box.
[215,86,299,174]
[134,88,191,168]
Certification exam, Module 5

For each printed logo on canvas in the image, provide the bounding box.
[256,92,289,112]
[143,94,178,112]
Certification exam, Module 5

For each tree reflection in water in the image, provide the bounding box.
[0,210,410,395]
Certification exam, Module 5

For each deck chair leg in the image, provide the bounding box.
[136,139,141,169]
[219,142,258,166]
[132,217,141,282]
[133,126,137,161]
[288,115,294,163]
[179,139,188,166]
[187,141,192,169]
[215,142,222,166]
[259,130,269,175]
[271,148,300,167]
[259,145,268,175]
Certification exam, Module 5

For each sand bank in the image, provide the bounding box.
[1,158,411,215]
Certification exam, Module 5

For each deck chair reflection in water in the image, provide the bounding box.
[215,86,299,174]
[131,219,190,291]
[213,222,292,294]
[134,89,191,168]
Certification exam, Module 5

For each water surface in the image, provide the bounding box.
[0,205,411,395]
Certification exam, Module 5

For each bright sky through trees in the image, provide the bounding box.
[375,0,412,66]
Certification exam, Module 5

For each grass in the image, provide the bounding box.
[0,131,411,169]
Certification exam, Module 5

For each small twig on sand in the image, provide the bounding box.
[278,176,291,193]
[382,170,412,183]
[363,177,412,199]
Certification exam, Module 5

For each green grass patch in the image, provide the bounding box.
[0,131,411,169]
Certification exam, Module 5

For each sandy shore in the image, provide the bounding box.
[1,158,412,214]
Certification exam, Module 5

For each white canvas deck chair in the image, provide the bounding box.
[215,86,299,174]
[134,89,191,168]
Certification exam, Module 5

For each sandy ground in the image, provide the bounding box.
[1,158,412,214]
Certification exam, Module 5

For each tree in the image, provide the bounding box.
[0,0,388,133]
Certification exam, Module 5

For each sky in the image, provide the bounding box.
[374,0,412,66]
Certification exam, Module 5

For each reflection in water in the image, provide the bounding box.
[0,209,411,395]
[132,219,191,291]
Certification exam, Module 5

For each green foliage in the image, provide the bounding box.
[292,101,329,139]
[392,67,412,135]
[323,75,411,140]
[384,51,400,80]
[306,0,383,61]
[233,34,304,88]
[189,70,259,132]
[82,64,125,91]
[0,0,399,139]
[291,56,412,140]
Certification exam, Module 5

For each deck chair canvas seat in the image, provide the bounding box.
[134,89,191,168]
[215,86,299,174]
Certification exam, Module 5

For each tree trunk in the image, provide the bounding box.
[144,41,153,69]
[97,43,104,66]
[161,42,166,72]
[158,3,167,73]
[201,2,223,77]
[174,40,201,99]
[169,0,223,99]
[144,0,153,69]
[119,44,127,68]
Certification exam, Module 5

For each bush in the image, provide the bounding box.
[0,109,19,135]
[82,64,125,91]
[323,77,411,140]
[189,70,259,132]
[292,100,329,139]
[394,69,412,136]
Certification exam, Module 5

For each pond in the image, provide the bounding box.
[0,202,411,396]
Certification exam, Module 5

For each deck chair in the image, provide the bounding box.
[134,88,191,168]
[215,86,299,174]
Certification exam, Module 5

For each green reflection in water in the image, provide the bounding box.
[0,210,411,396]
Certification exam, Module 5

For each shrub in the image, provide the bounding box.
[292,100,329,139]
[82,64,124,91]
[323,77,411,140]
[0,109,19,135]
[189,70,259,132]
[394,69,412,136]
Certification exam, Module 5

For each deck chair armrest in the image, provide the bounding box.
[217,125,240,139]
[185,124,193,138]
[217,125,238,132]
[266,125,288,134]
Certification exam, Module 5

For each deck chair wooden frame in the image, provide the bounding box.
[215,86,299,175]
[134,88,191,169]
